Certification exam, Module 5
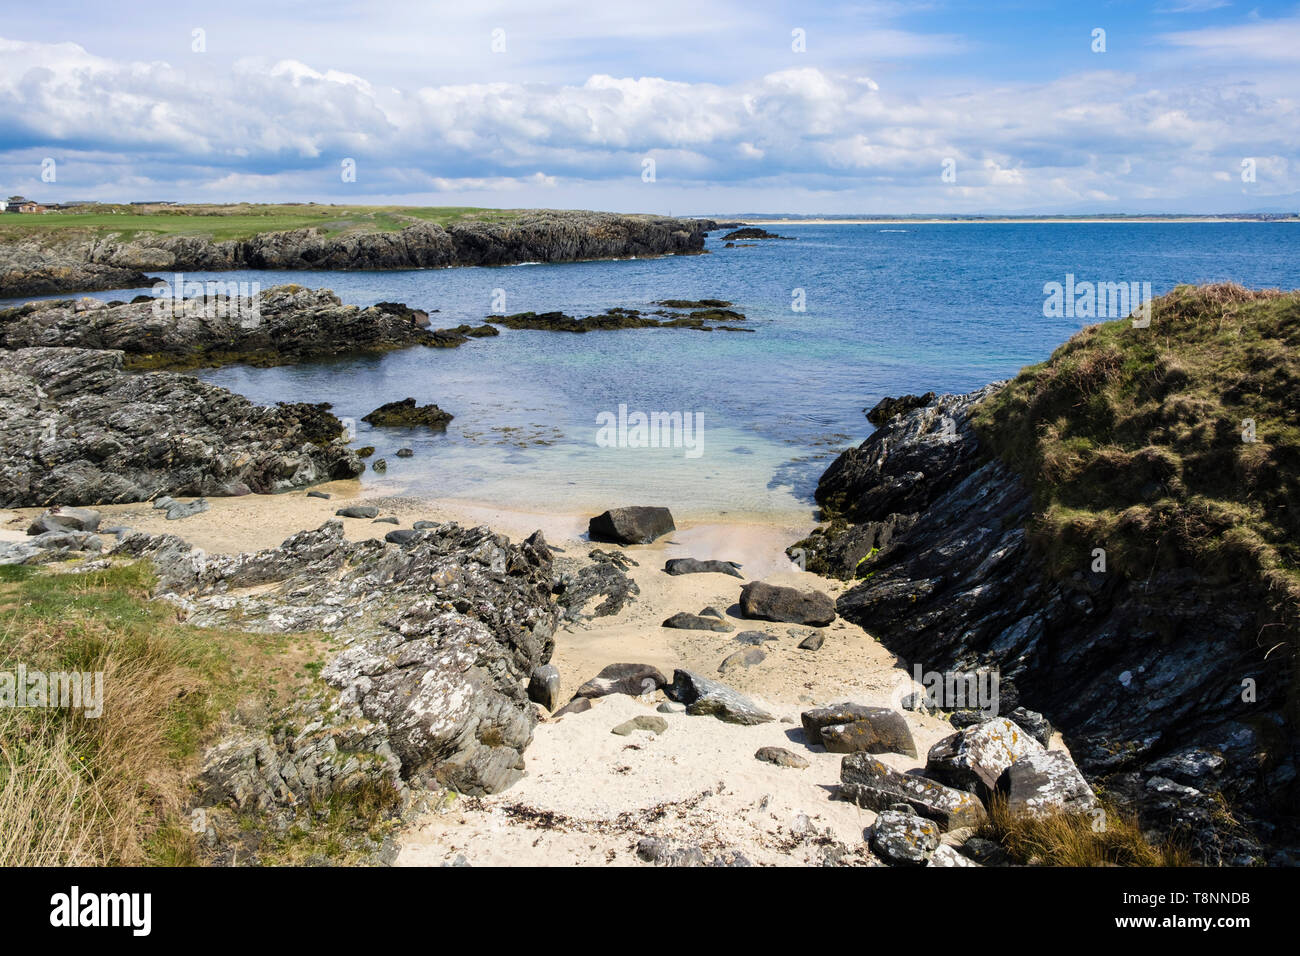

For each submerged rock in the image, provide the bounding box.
[361,397,453,429]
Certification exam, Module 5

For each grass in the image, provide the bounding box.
[972,282,1300,703]
[0,203,538,242]
[978,794,1194,866]
[0,560,338,865]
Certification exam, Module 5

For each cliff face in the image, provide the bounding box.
[0,212,716,297]
[804,286,1300,864]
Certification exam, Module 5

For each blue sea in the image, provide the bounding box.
[22,223,1300,520]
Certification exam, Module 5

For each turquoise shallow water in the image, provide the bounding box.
[23,223,1300,520]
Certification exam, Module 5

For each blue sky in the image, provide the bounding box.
[1,1,1297,214]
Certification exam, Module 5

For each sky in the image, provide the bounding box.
[1,0,1297,215]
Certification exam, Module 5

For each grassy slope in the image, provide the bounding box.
[973,282,1300,695]
[0,203,540,242]
[0,560,385,865]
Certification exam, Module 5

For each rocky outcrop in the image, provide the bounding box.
[0,286,440,369]
[0,212,716,297]
[0,347,362,507]
[119,519,559,801]
[811,387,1295,862]
[361,397,454,429]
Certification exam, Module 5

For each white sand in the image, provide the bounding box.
[3,488,968,866]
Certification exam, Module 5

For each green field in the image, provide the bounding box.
[0,203,535,242]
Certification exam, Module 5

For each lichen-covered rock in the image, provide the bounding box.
[573,662,666,700]
[926,718,1043,793]
[120,519,558,800]
[869,809,940,866]
[996,749,1098,818]
[0,347,361,507]
[840,752,986,830]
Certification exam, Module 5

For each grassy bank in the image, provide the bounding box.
[0,203,535,242]
[973,282,1300,700]
[0,560,344,865]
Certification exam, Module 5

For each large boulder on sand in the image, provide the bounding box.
[801,703,917,756]
[574,663,667,699]
[667,669,773,725]
[739,581,836,626]
[588,506,675,545]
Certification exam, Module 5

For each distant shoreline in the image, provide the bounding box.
[729,216,1298,225]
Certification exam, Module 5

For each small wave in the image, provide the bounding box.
[878,229,909,233]
[510,261,544,267]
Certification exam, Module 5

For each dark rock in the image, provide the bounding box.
[384,530,417,545]
[801,703,916,757]
[588,506,675,545]
[336,506,379,519]
[164,498,208,521]
[395,448,414,458]
[720,227,793,241]
[552,697,592,719]
[733,630,777,645]
[528,664,561,711]
[869,809,940,866]
[0,348,362,508]
[663,557,742,578]
[306,491,331,500]
[739,581,836,626]
[666,669,773,725]
[798,632,825,651]
[755,746,809,769]
[574,663,667,700]
[119,519,559,799]
[361,398,453,429]
[840,753,986,830]
[555,548,639,620]
[663,611,734,632]
[372,516,400,525]
[865,392,937,426]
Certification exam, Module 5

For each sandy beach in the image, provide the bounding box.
[2,486,970,865]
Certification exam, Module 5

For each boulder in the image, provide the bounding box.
[27,507,100,534]
[995,748,1097,818]
[798,632,825,651]
[667,669,773,725]
[927,844,981,867]
[926,717,1044,793]
[588,506,675,545]
[755,746,809,769]
[663,557,743,578]
[663,611,733,632]
[528,664,562,711]
[385,529,418,545]
[574,663,667,699]
[336,506,379,519]
[733,630,776,645]
[802,703,916,757]
[840,752,987,830]
[869,809,940,866]
[361,398,453,429]
[739,581,836,626]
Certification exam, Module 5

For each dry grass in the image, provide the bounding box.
[979,794,1193,867]
[0,561,330,865]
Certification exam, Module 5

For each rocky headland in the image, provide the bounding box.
[793,284,1300,863]
[0,212,717,298]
